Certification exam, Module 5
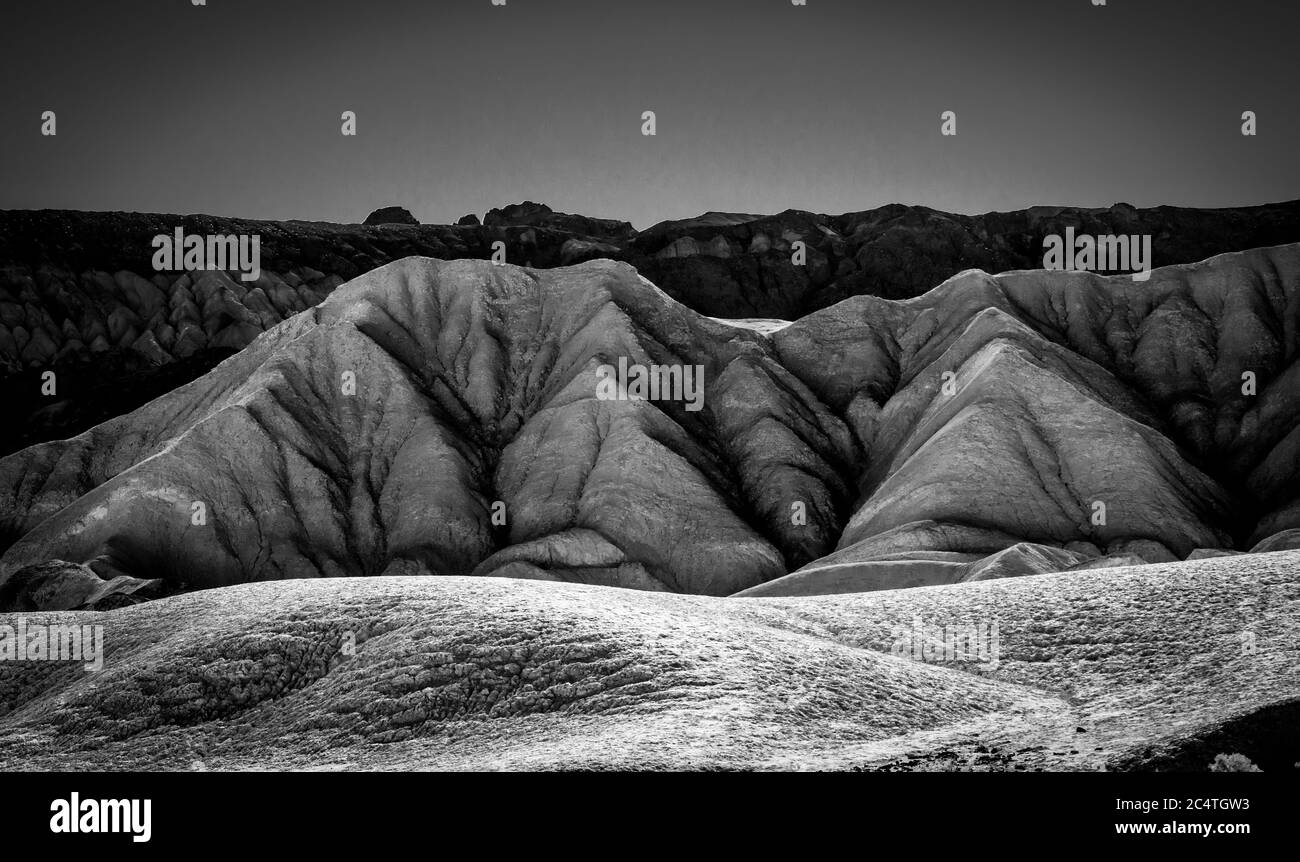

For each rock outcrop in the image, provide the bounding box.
[362,206,419,226]
[483,201,635,241]
[0,560,168,611]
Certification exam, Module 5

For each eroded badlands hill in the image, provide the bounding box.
[0,246,1297,606]
[1,551,1296,771]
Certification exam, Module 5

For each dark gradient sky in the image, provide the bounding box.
[2,0,1297,228]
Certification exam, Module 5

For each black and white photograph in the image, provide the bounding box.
[0,0,1297,846]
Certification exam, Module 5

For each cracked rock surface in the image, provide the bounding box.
[0,550,1295,770]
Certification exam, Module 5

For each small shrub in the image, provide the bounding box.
[1209,753,1261,772]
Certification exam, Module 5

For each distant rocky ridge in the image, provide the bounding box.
[1,246,1297,609]
[1,200,1296,455]
[482,201,635,241]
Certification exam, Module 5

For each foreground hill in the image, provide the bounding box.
[2,200,1297,454]
[1,551,1296,770]
[0,247,1297,606]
